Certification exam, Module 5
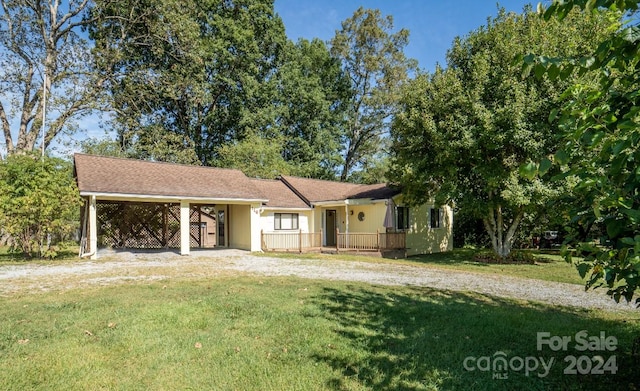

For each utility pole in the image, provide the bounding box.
[41,72,46,158]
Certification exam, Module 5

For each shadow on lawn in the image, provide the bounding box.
[408,249,561,267]
[312,285,640,391]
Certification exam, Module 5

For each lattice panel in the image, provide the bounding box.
[97,202,181,249]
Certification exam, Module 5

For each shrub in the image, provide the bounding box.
[0,154,81,258]
[474,250,536,264]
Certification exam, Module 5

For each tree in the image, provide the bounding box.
[532,0,640,304]
[0,154,80,257]
[330,7,416,182]
[390,7,611,258]
[90,0,288,165]
[215,134,291,179]
[0,0,104,155]
[272,38,351,180]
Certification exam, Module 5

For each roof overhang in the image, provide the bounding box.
[80,191,268,205]
[261,206,312,211]
[311,198,388,207]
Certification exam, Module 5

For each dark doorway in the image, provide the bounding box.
[217,209,226,247]
[326,210,337,246]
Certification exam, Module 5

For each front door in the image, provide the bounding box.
[326,210,337,246]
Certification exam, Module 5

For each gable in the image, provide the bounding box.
[249,178,309,209]
[279,175,400,204]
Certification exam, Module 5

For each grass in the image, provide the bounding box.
[408,249,588,285]
[0,245,80,265]
[262,249,587,285]
[1,276,639,390]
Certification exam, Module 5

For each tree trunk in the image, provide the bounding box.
[482,204,524,258]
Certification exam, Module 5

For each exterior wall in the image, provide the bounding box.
[259,209,312,233]
[229,204,252,250]
[259,209,317,250]
[346,202,387,233]
[404,202,454,256]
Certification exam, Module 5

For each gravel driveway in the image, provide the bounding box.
[0,249,636,313]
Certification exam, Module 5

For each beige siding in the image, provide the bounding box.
[405,203,454,256]
[346,203,387,233]
[229,204,252,250]
[259,210,312,233]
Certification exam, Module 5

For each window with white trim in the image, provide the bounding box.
[274,213,299,230]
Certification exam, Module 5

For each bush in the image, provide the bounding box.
[0,154,81,258]
[473,250,536,264]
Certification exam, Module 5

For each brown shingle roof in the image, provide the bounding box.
[74,154,267,201]
[279,175,400,204]
[249,179,309,208]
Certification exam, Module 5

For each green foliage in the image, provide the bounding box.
[270,38,351,179]
[80,137,128,158]
[215,134,292,179]
[90,0,288,165]
[531,0,640,305]
[0,155,81,258]
[391,7,610,258]
[474,249,536,264]
[330,7,417,181]
[89,0,349,178]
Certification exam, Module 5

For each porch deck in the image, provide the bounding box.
[261,230,406,258]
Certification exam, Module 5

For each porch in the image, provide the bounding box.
[261,229,406,257]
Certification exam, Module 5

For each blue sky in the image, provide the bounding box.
[274,0,539,73]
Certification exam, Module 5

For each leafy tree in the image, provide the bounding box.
[273,38,351,180]
[531,0,640,304]
[215,134,291,179]
[390,7,610,258]
[0,154,80,257]
[0,0,104,155]
[90,0,287,165]
[330,7,416,182]
[80,136,128,158]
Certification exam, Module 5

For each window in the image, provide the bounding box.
[430,208,442,229]
[396,206,410,230]
[275,213,299,230]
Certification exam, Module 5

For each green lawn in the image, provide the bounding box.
[1,276,638,390]
[262,249,587,285]
[408,249,588,285]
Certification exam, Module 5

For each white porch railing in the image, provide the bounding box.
[261,229,406,253]
[336,229,406,251]
[261,229,323,252]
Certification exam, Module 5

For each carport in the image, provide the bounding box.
[74,154,267,259]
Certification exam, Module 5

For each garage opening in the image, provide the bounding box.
[91,201,219,249]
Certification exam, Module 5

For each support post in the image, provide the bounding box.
[299,229,302,253]
[261,229,264,251]
[345,204,349,249]
[250,204,262,252]
[180,201,190,256]
[336,228,339,252]
[89,195,97,260]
